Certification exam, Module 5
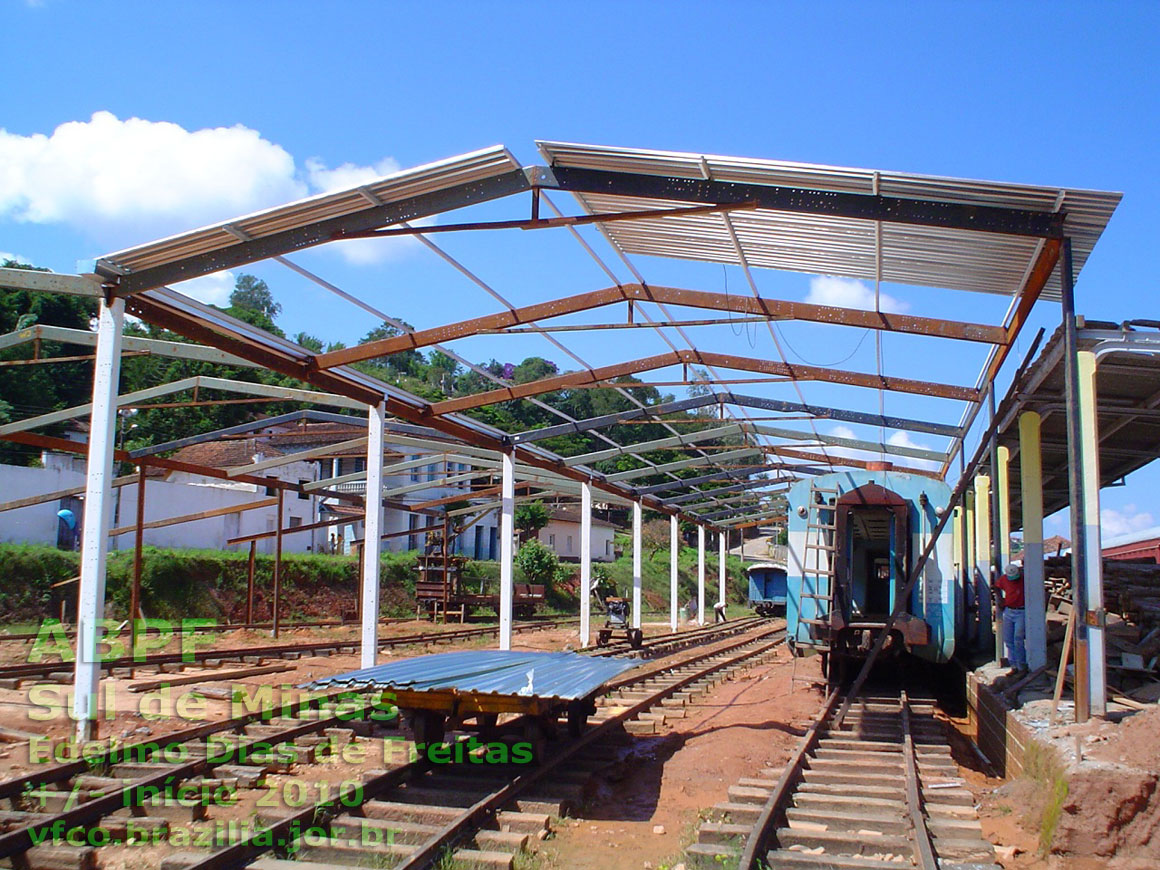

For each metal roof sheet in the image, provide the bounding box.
[306,650,639,700]
[536,141,1122,301]
[97,146,522,275]
[990,324,1160,528]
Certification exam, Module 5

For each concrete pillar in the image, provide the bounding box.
[499,450,515,650]
[670,514,679,631]
[360,401,385,669]
[580,481,592,647]
[632,501,642,629]
[718,529,727,611]
[1019,411,1047,671]
[997,445,1012,573]
[974,475,994,656]
[965,490,976,645]
[1078,351,1106,716]
[73,296,125,741]
[697,525,706,625]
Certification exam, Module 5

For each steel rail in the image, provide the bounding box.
[0,687,384,856]
[902,690,940,870]
[181,624,785,870]
[737,689,839,870]
[0,617,575,681]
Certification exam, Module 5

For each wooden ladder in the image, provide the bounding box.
[792,483,839,690]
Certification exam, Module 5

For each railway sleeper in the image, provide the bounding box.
[696,820,752,845]
[787,807,910,835]
[1,843,97,870]
[684,841,739,867]
[711,801,763,824]
[792,791,905,812]
[763,849,915,870]
[775,825,913,855]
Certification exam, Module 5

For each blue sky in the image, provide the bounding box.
[2,1,1158,538]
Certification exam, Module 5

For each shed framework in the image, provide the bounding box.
[0,138,1124,734]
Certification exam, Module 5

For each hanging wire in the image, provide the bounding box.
[722,265,757,348]
[774,323,873,367]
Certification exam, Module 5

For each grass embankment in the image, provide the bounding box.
[0,534,756,627]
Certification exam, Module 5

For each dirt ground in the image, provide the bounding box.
[949,675,1160,870]
[538,645,822,869]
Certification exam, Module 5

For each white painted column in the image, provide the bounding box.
[1078,351,1106,716]
[73,296,125,741]
[632,501,642,629]
[1019,411,1048,671]
[669,514,679,631]
[718,529,727,613]
[499,450,515,650]
[580,481,592,648]
[697,525,706,625]
[360,400,386,669]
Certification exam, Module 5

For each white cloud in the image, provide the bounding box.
[0,251,33,266]
[805,275,909,314]
[886,430,939,470]
[1100,504,1155,538]
[0,112,409,265]
[305,156,401,193]
[814,425,938,470]
[172,271,237,307]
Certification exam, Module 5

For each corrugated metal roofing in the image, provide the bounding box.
[307,650,639,700]
[97,146,522,275]
[536,141,1122,301]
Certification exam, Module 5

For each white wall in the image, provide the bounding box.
[0,462,324,554]
[539,520,616,562]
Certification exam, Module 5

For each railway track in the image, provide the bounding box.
[587,615,766,658]
[0,623,785,870]
[692,684,998,869]
[0,617,577,685]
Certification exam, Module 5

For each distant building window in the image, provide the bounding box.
[298,479,309,500]
[409,455,421,483]
[289,516,303,528]
[605,540,612,556]
[548,534,555,547]
[566,535,573,553]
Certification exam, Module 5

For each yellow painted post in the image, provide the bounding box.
[1019,411,1047,671]
[1078,351,1106,717]
[965,490,976,647]
[975,475,994,655]
[997,446,1012,573]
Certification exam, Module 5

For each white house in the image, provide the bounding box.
[537,505,617,562]
[0,420,500,558]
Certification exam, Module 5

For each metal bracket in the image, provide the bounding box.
[523,165,558,189]
[1085,608,1106,629]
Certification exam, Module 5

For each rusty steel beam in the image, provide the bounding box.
[119,294,689,518]
[428,349,977,416]
[986,238,1062,386]
[312,282,1005,371]
[758,445,943,480]
[337,200,759,238]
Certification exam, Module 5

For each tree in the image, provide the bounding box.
[0,259,99,464]
[229,274,281,320]
[514,501,550,544]
[641,518,670,559]
[515,540,559,589]
[294,331,324,352]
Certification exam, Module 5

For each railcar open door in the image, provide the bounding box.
[834,483,909,621]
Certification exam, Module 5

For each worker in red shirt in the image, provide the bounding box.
[994,563,1027,672]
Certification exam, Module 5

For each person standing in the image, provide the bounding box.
[994,563,1027,672]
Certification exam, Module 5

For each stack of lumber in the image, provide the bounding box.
[1044,556,1160,703]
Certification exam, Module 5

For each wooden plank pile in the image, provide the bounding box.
[1043,556,1160,703]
